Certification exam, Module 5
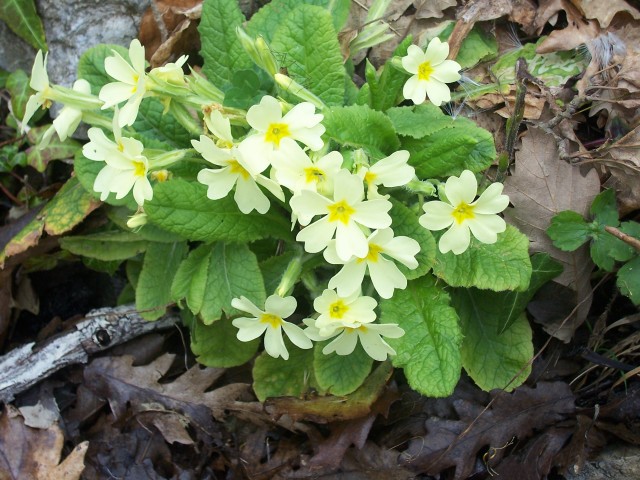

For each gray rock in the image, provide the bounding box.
[0,0,150,87]
[562,443,640,480]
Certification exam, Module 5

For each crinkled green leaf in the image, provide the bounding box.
[617,256,640,305]
[401,116,496,178]
[252,343,316,401]
[452,292,533,392]
[389,199,435,280]
[0,0,46,51]
[60,231,148,261]
[438,23,497,69]
[313,342,373,396]
[386,104,455,139]
[136,241,188,320]
[199,0,252,91]
[78,44,128,95]
[132,98,191,149]
[223,69,273,110]
[247,0,350,41]
[363,36,412,111]
[590,189,620,226]
[185,311,260,367]
[380,274,461,397]
[171,242,265,324]
[7,69,33,120]
[145,178,293,243]
[323,105,400,157]
[547,210,591,251]
[271,5,345,106]
[433,225,531,291]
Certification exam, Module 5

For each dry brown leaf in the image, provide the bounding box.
[0,405,88,480]
[535,0,601,54]
[414,0,457,20]
[572,0,640,28]
[141,411,195,445]
[400,382,575,479]
[503,127,600,340]
[83,354,253,437]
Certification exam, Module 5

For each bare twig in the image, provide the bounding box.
[0,305,180,403]
[605,225,640,252]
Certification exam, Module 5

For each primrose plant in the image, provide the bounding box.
[15,0,541,401]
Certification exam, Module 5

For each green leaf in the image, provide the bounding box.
[60,231,148,261]
[259,249,301,296]
[590,189,620,226]
[26,134,81,172]
[271,5,345,106]
[590,227,634,271]
[132,98,191,149]
[380,274,462,397]
[386,104,455,139]
[199,0,252,91]
[313,342,373,396]
[364,37,412,111]
[494,253,563,334]
[323,105,400,157]
[452,293,533,392]
[78,44,128,95]
[186,311,260,367]
[223,69,274,109]
[401,116,496,178]
[389,199,435,280]
[145,179,293,243]
[6,69,32,120]
[433,225,532,291]
[0,0,46,51]
[171,243,265,324]
[136,241,188,320]
[247,0,350,41]
[617,256,640,305]
[106,206,185,243]
[547,210,591,251]
[439,23,497,69]
[252,343,316,401]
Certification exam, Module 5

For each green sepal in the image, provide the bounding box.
[313,342,373,396]
[136,241,188,320]
[252,343,317,401]
[380,274,462,397]
[433,225,532,291]
[184,310,260,368]
[145,179,293,243]
[170,242,266,324]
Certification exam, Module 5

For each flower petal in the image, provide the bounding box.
[132,177,153,206]
[423,78,451,106]
[296,217,336,253]
[424,37,449,65]
[99,82,134,108]
[351,199,393,229]
[328,260,366,298]
[419,201,454,230]
[439,223,471,254]
[335,221,368,261]
[323,330,358,356]
[233,317,267,341]
[368,257,407,299]
[432,59,462,83]
[472,183,509,214]
[246,95,281,131]
[197,167,237,200]
[382,235,420,269]
[281,322,313,349]
[401,45,425,74]
[264,327,288,359]
[265,294,297,318]
[403,75,427,104]
[445,170,477,205]
[466,214,506,244]
[235,176,270,214]
[358,328,395,361]
[369,150,415,187]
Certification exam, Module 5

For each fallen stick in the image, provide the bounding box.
[0,305,180,403]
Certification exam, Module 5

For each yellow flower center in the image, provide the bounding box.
[329,300,349,319]
[228,159,250,179]
[452,202,475,224]
[133,160,146,177]
[216,139,234,149]
[327,200,355,225]
[265,122,291,147]
[117,141,125,152]
[418,61,434,81]
[364,171,377,185]
[260,313,283,329]
[304,166,325,184]
[131,74,140,93]
[358,243,383,264]
[152,170,169,182]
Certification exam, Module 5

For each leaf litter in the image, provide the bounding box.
[2,0,640,478]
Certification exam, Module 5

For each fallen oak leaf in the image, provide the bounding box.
[0,405,88,480]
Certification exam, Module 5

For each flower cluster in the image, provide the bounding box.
[22,36,510,365]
